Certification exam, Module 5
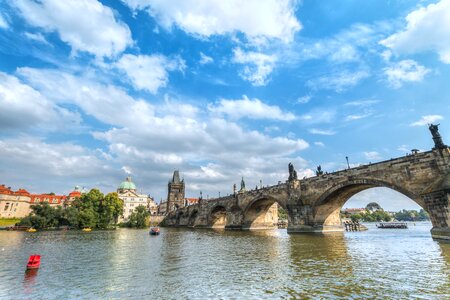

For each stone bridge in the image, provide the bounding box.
[164,147,450,240]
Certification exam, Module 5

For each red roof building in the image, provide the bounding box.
[0,185,32,218]
[30,194,67,206]
[184,197,199,206]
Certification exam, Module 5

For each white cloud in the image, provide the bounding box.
[0,136,118,194]
[14,0,132,57]
[0,13,8,29]
[208,95,295,121]
[410,115,443,126]
[232,48,277,86]
[307,70,370,92]
[122,0,301,43]
[296,95,311,104]
[199,52,213,64]
[383,60,430,88]
[345,113,372,121]
[115,54,185,93]
[344,100,379,107]
[299,110,336,124]
[309,128,336,136]
[299,23,383,63]
[397,145,410,153]
[17,67,155,128]
[15,67,310,199]
[314,141,325,147]
[121,166,132,175]
[0,72,80,130]
[381,0,450,64]
[24,32,50,45]
[364,151,382,161]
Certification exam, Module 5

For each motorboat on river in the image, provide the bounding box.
[149,227,160,235]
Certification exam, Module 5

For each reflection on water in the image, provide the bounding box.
[0,222,449,299]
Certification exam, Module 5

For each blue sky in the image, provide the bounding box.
[1,0,449,210]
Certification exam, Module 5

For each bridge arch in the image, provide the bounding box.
[242,196,287,230]
[208,205,228,228]
[312,178,425,230]
[188,210,198,227]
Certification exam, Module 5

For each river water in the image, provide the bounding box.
[0,222,449,299]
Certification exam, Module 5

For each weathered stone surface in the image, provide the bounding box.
[164,148,450,240]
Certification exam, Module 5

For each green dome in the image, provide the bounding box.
[118,176,136,190]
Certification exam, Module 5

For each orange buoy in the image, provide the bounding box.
[26,255,41,270]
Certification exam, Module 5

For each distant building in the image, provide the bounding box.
[30,193,67,207]
[158,201,167,215]
[184,197,199,206]
[166,170,185,213]
[117,176,158,222]
[66,186,87,205]
[343,208,366,215]
[0,185,31,218]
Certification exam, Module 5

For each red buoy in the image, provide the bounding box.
[26,255,41,270]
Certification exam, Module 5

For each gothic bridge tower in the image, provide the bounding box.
[167,170,185,212]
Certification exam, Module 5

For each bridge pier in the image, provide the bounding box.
[423,174,450,240]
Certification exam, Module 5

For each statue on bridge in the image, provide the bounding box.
[429,123,447,149]
[316,165,324,176]
[288,163,298,181]
[239,177,246,193]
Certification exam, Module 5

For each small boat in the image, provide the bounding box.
[376,222,408,229]
[26,228,37,232]
[26,255,41,270]
[82,228,92,232]
[149,227,160,235]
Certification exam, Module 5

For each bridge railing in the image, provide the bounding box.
[303,150,435,182]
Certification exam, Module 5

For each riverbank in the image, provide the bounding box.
[0,218,21,227]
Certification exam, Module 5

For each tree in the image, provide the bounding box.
[60,206,79,227]
[18,188,124,230]
[97,192,123,228]
[126,205,150,228]
[278,207,287,220]
[366,202,382,212]
[350,214,362,222]
[78,208,97,228]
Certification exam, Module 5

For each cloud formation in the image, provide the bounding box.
[14,0,132,57]
[232,48,278,86]
[410,115,443,126]
[0,72,80,131]
[208,95,295,121]
[122,0,301,43]
[381,0,450,63]
[14,67,310,198]
[383,60,430,88]
[115,54,185,93]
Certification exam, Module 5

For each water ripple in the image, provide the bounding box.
[0,223,449,299]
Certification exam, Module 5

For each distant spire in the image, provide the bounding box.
[172,170,181,183]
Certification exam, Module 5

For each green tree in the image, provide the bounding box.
[278,207,287,220]
[350,214,362,222]
[60,206,79,227]
[366,202,382,211]
[126,205,150,228]
[78,208,97,228]
[97,192,123,228]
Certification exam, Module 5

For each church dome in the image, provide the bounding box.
[118,176,136,190]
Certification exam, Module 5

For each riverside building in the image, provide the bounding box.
[0,185,31,218]
[117,176,158,222]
